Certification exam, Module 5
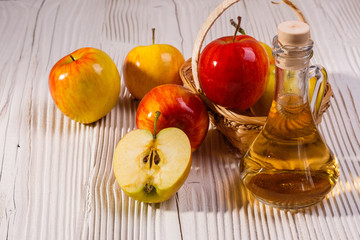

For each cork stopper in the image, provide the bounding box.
[277,21,310,46]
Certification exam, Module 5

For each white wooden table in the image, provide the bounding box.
[1,0,360,239]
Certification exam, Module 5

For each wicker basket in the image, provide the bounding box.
[179,0,333,154]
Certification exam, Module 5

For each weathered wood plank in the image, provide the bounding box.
[0,0,359,239]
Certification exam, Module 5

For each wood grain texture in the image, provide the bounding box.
[0,0,359,239]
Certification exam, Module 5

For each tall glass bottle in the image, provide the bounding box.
[240,21,340,209]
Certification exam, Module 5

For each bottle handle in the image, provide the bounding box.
[308,65,328,120]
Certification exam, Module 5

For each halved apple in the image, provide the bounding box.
[113,114,192,203]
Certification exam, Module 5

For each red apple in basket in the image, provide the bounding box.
[198,20,269,112]
[136,84,209,151]
[123,28,185,100]
[49,47,121,124]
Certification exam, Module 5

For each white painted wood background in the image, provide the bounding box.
[1,0,359,239]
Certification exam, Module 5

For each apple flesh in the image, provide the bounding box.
[49,47,120,124]
[113,123,191,203]
[136,84,209,151]
[123,30,185,100]
[198,35,269,112]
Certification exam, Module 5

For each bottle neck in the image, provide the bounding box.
[272,35,313,104]
[274,67,309,104]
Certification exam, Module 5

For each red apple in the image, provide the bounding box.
[198,34,269,112]
[49,47,120,123]
[136,84,209,151]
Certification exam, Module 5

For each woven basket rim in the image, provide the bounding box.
[180,57,333,127]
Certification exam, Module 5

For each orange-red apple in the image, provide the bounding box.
[136,84,209,151]
[49,47,120,123]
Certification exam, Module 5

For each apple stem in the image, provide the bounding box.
[232,17,242,42]
[143,111,162,169]
[231,17,246,36]
[153,111,161,139]
[69,54,76,61]
[152,28,155,45]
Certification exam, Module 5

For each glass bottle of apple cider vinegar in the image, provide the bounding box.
[240,21,340,209]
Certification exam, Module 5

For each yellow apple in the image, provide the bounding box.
[113,112,191,203]
[250,64,276,116]
[251,66,321,116]
[123,29,185,100]
[249,42,275,116]
[260,42,275,65]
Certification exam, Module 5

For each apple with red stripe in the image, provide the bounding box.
[136,84,209,151]
[49,47,120,123]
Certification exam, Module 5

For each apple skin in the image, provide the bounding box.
[260,42,275,65]
[198,35,269,112]
[123,43,185,100]
[49,47,120,124]
[250,64,275,116]
[250,42,275,116]
[136,84,209,151]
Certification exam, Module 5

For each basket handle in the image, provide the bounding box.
[191,0,240,91]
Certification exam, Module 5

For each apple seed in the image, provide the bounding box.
[143,154,149,163]
[144,110,162,168]
[154,152,160,165]
[143,148,160,168]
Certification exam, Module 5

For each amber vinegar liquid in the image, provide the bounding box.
[241,94,340,209]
